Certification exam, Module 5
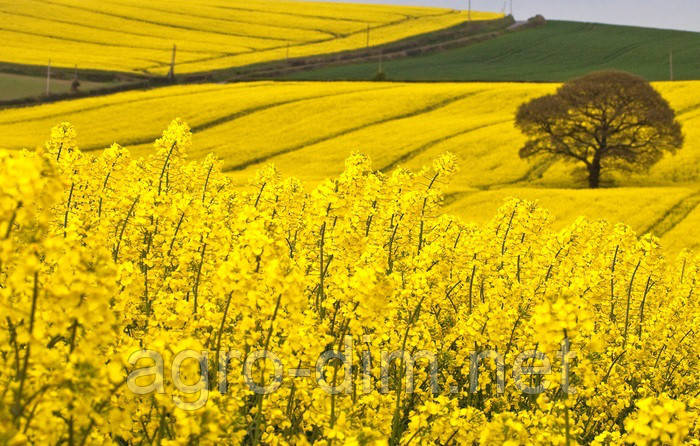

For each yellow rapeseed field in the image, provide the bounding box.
[0,120,697,444]
[1,81,699,250]
[0,0,500,74]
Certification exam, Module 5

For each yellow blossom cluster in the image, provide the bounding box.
[0,120,698,445]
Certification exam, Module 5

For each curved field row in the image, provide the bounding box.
[0,0,500,75]
[661,204,700,252]
[1,80,699,249]
[443,187,697,234]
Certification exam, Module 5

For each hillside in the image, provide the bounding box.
[1,80,699,251]
[285,20,700,82]
[0,0,499,76]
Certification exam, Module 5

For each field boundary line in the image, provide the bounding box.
[0,84,240,126]
[96,0,340,38]
[78,85,398,152]
[189,84,401,134]
[222,90,483,172]
[225,17,516,82]
[379,119,511,173]
[0,8,247,49]
[641,190,700,237]
[40,0,293,42]
[0,27,225,56]
[206,3,414,24]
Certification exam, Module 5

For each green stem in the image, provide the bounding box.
[390,296,426,445]
[14,271,38,425]
[4,201,22,239]
[202,163,214,203]
[113,195,140,262]
[157,142,177,196]
[63,182,74,237]
[192,243,207,314]
[622,259,641,349]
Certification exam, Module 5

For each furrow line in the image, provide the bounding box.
[223,90,482,172]
[40,0,295,42]
[642,191,700,237]
[80,85,396,152]
[380,119,510,172]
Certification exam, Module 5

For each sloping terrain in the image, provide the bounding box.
[285,21,700,81]
[0,0,499,76]
[1,80,699,250]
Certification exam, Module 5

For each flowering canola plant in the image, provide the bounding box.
[0,120,698,445]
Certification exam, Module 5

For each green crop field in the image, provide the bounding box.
[286,20,700,82]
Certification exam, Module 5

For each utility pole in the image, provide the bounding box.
[510,0,513,17]
[366,24,370,48]
[168,44,176,81]
[669,50,674,81]
[286,41,290,62]
[46,59,51,96]
[468,0,471,21]
[71,64,80,93]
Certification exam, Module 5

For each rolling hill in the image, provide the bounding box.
[1,80,699,251]
[285,20,700,82]
[0,0,499,76]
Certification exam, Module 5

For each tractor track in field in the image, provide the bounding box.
[0,9,249,51]
[79,85,398,152]
[505,158,556,185]
[0,27,224,56]
[222,90,483,172]
[207,3,413,24]
[440,190,483,209]
[38,0,293,42]
[677,103,700,117]
[379,119,510,172]
[0,84,239,126]
[190,86,401,134]
[436,157,557,211]
[641,190,700,237]
[95,0,341,38]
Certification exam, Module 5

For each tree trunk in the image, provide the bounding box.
[588,158,601,188]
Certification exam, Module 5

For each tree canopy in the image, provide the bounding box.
[515,71,683,188]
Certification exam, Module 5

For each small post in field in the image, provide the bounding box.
[71,64,80,93]
[168,44,177,81]
[46,59,51,96]
[366,24,370,48]
[669,50,674,81]
[286,41,290,62]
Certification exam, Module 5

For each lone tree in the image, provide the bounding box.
[515,71,683,188]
